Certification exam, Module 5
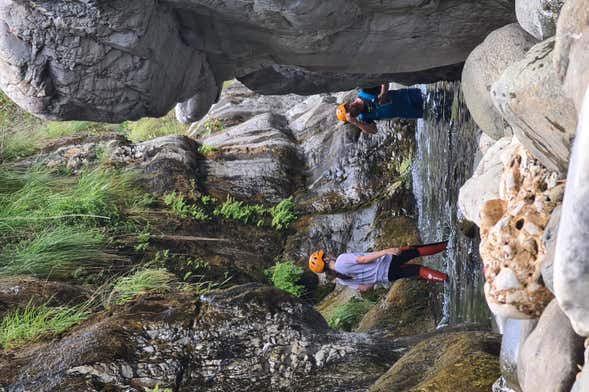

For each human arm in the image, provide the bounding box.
[356,248,401,264]
[345,114,377,134]
[378,83,389,104]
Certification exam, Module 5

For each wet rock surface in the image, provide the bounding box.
[498,318,537,392]
[0,1,517,122]
[462,24,537,140]
[368,331,501,392]
[517,300,584,392]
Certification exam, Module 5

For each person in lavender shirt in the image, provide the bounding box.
[308,242,448,293]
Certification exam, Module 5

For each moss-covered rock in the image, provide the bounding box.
[368,331,501,392]
[356,278,435,338]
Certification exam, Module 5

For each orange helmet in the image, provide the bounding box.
[336,104,348,122]
[309,250,326,273]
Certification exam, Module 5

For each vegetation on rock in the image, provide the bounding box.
[327,298,375,331]
[265,260,305,297]
[107,268,175,305]
[0,301,90,349]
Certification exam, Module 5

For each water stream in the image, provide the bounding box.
[412,82,493,328]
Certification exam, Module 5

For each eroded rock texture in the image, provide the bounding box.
[0,284,403,392]
[492,38,577,175]
[0,0,517,122]
[461,24,537,140]
[479,142,563,319]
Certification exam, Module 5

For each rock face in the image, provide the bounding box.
[198,113,303,204]
[462,24,537,140]
[0,0,215,123]
[554,87,589,337]
[479,143,563,319]
[516,0,565,40]
[0,276,89,319]
[0,0,517,122]
[491,38,577,175]
[0,284,405,391]
[517,300,584,392]
[368,331,501,392]
[458,137,518,226]
[554,0,589,112]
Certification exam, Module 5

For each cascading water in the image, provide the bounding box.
[412,82,493,327]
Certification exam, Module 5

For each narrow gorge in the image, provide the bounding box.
[0,1,588,392]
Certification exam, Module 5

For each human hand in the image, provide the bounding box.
[384,247,401,256]
[345,112,354,123]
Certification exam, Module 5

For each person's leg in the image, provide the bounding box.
[388,263,448,283]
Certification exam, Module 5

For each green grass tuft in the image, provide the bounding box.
[265,260,305,297]
[107,268,175,305]
[327,298,375,331]
[0,301,90,349]
[0,168,145,236]
[0,226,119,278]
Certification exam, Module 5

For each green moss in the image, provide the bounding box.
[121,110,189,142]
[369,331,501,392]
[356,279,435,337]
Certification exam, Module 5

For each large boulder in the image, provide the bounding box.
[198,113,303,204]
[517,300,584,392]
[462,24,537,139]
[554,87,589,337]
[0,0,517,122]
[516,0,565,40]
[458,137,517,226]
[491,38,577,175]
[0,284,405,391]
[554,0,589,112]
[368,331,501,392]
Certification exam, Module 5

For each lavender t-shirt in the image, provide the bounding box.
[335,253,392,289]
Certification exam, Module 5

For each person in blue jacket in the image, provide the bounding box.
[336,84,424,134]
